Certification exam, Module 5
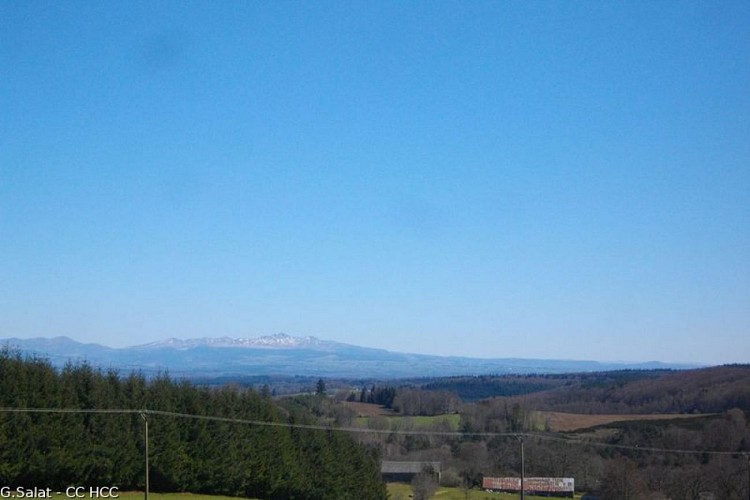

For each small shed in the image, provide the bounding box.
[381,461,441,483]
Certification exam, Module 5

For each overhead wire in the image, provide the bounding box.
[1,406,747,458]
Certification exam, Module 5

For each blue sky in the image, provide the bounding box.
[1,1,748,364]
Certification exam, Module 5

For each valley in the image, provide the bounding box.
[1,343,749,499]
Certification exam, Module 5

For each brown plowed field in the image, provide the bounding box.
[342,404,710,431]
[538,411,710,431]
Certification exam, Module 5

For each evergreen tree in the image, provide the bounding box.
[0,352,388,499]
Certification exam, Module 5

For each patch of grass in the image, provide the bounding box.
[355,413,461,431]
[385,482,412,499]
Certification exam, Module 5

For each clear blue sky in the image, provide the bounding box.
[1,1,748,364]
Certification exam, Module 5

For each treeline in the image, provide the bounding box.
[420,374,567,401]
[348,385,459,417]
[354,385,397,408]
[391,388,459,417]
[417,370,673,402]
[0,349,386,500]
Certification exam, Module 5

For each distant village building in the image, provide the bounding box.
[483,476,575,498]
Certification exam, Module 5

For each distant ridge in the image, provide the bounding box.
[1,335,703,379]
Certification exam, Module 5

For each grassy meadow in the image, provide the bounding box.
[354,413,461,431]
[12,485,584,500]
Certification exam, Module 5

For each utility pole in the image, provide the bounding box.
[517,435,525,500]
[141,412,149,500]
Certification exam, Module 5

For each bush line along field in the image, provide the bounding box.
[386,482,583,499]
[0,489,578,500]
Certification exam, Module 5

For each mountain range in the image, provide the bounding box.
[0,334,701,379]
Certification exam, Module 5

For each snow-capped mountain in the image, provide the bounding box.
[0,335,701,379]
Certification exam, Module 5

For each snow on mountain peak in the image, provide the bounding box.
[136,334,327,350]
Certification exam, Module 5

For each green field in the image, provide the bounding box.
[355,413,461,431]
[10,493,260,500]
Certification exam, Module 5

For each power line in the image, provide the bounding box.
[1,407,747,458]
[0,408,142,415]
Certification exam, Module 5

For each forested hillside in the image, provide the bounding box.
[507,365,750,414]
[415,370,670,401]
[0,349,386,500]
[417,367,750,414]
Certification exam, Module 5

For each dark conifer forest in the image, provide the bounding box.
[0,348,387,500]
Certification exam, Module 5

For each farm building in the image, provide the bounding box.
[381,461,441,483]
[483,476,575,498]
